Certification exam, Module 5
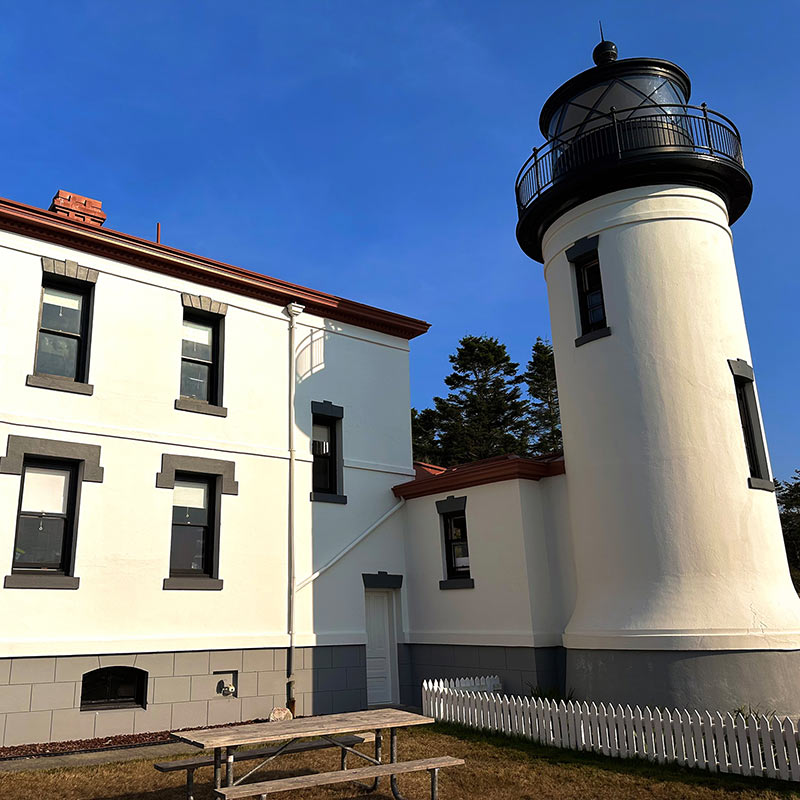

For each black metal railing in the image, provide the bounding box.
[515,103,744,213]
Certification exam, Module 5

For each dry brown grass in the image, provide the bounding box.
[2,723,800,800]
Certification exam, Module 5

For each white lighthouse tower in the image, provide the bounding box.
[515,40,800,713]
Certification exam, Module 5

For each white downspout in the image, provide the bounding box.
[284,302,304,715]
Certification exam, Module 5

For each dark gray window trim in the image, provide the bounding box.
[4,574,79,589]
[565,235,599,263]
[435,495,467,515]
[439,578,475,590]
[728,358,771,488]
[181,292,228,316]
[575,326,612,348]
[310,492,348,504]
[728,358,755,381]
[42,257,98,284]
[0,435,104,482]
[26,374,94,395]
[155,454,238,494]
[311,400,344,420]
[362,572,403,589]
[174,397,228,417]
[163,576,224,591]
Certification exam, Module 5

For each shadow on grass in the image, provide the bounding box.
[432,722,800,796]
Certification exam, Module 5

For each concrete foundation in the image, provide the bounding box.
[566,648,800,717]
[399,643,564,707]
[0,645,366,747]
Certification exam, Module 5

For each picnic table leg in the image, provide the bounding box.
[390,727,409,800]
[186,767,195,800]
[226,746,237,787]
[213,747,222,789]
[430,768,439,800]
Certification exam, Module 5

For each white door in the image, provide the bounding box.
[365,590,395,705]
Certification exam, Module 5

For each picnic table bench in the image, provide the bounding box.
[166,708,463,799]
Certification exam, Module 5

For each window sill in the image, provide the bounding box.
[748,477,776,492]
[439,578,475,590]
[80,702,145,712]
[574,327,611,348]
[174,397,228,417]
[26,374,93,395]
[4,573,80,589]
[163,576,223,591]
[310,492,348,505]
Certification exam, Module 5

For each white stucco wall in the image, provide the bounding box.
[403,478,567,648]
[542,185,800,651]
[0,228,414,657]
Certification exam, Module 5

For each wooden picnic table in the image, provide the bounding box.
[170,708,435,799]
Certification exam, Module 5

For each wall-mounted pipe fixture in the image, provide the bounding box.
[284,302,304,716]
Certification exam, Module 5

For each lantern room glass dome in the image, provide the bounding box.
[546,73,689,141]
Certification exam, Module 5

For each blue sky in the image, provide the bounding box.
[0,1,797,478]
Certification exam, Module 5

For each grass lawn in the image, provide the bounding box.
[3,723,800,800]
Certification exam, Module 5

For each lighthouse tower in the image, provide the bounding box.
[515,40,800,713]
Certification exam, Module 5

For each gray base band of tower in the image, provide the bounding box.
[566,648,800,717]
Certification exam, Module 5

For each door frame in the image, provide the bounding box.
[364,587,400,706]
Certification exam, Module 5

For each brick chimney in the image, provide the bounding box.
[48,190,106,227]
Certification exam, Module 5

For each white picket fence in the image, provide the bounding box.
[422,678,800,782]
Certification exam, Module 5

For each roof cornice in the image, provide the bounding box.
[0,196,430,341]
[392,455,565,499]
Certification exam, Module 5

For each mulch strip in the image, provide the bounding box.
[0,717,269,761]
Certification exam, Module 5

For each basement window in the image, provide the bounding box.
[80,667,147,710]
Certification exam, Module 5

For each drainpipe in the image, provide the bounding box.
[284,302,304,715]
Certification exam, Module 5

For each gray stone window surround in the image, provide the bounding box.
[156,454,238,590]
[176,293,228,417]
[310,401,347,505]
[362,571,403,589]
[1,435,104,589]
[435,495,474,590]
[566,236,612,348]
[728,358,774,492]
[27,257,98,396]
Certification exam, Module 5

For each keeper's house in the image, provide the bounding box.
[0,190,571,748]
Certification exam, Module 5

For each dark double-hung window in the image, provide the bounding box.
[35,281,92,382]
[442,512,470,580]
[566,236,611,347]
[180,315,220,404]
[13,459,79,574]
[311,401,346,503]
[170,474,216,577]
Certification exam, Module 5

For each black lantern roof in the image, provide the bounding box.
[514,41,752,263]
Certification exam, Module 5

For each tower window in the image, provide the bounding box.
[435,495,474,589]
[728,359,773,492]
[566,236,612,347]
[80,667,147,710]
[310,401,346,504]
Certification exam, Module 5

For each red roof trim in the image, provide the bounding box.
[393,454,565,499]
[0,196,430,341]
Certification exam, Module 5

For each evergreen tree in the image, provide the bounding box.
[523,337,562,455]
[777,470,800,570]
[429,335,529,466]
[410,407,441,464]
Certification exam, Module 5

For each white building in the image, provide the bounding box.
[1,40,798,749]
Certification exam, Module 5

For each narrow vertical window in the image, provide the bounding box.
[576,256,607,334]
[728,359,773,491]
[13,461,78,573]
[35,282,92,382]
[170,475,215,577]
[180,316,217,403]
[442,512,470,580]
[311,401,346,503]
[566,236,611,347]
[435,495,473,589]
